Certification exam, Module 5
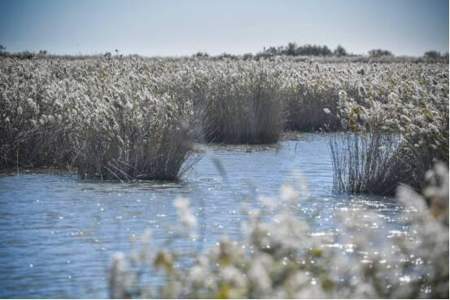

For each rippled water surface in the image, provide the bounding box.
[0,134,406,298]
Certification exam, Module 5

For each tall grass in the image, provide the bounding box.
[278,63,365,132]
[331,62,448,194]
[390,117,449,192]
[1,56,447,186]
[330,132,401,194]
[282,85,340,131]
[200,61,284,144]
[73,98,192,181]
[330,128,449,195]
[0,59,72,169]
[65,60,195,181]
[0,57,194,180]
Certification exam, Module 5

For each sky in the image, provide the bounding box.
[0,0,448,57]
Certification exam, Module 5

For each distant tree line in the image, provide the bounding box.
[253,43,449,61]
[257,43,397,58]
[258,43,349,57]
[368,49,393,57]
[0,42,447,62]
[423,50,449,61]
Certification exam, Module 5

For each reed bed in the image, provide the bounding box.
[200,61,284,144]
[280,66,341,131]
[0,57,194,180]
[331,64,448,194]
[1,56,448,186]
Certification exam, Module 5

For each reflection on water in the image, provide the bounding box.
[0,134,406,298]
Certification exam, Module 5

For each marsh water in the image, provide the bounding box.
[0,133,408,298]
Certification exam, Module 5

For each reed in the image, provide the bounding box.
[1,56,447,185]
[0,57,194,180]
[69,89,193,181]
[200,61,284,144]
[330,132,401,194]
[282,85,340,131]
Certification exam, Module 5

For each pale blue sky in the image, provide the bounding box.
[0,0,448,56]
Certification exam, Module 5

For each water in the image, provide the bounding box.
[0,134,406,298]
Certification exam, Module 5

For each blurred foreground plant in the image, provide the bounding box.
[109,163,448,298]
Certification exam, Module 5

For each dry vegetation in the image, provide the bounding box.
[1,55,447,192]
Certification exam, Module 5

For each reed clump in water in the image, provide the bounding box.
[0,57,194,180]
[60,58,195,180]
[73,94,192,181]
[330,64,448,194]
[330,132,401,194]
[200,61,284,144]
